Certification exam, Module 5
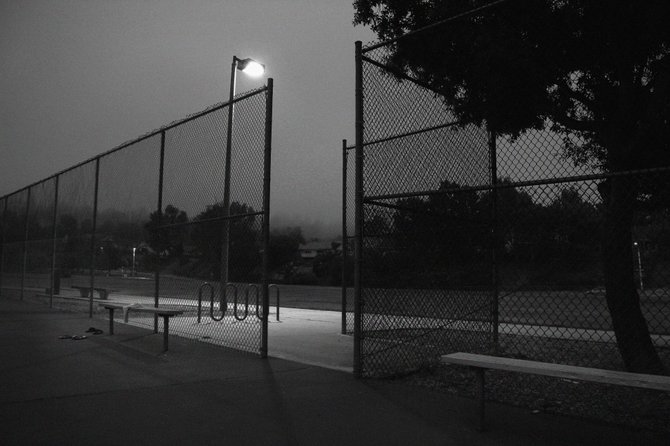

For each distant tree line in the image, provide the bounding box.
[1,199,346,284]
[363,177,670,290]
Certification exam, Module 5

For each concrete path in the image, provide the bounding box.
[268,308,352,372]
[0,298,667,445]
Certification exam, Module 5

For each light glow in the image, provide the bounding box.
[238,59,265,77]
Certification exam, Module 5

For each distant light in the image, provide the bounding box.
[237,58,265,77]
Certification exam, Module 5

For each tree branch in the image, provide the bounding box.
[557,82,598,112]
[552,113,598,133]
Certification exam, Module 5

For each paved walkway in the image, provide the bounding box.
[0,298,666,445]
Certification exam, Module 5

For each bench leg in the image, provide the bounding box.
[476,368,486,431]
[162,316,169,352]
[107,308,115,335]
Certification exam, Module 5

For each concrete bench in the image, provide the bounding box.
[441,352,670,431]
[99,303,184,352]
[72,285,116,300]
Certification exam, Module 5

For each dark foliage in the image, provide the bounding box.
[354,0,670,373]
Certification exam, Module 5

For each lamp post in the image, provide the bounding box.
[220,56,266,288]
[633,242,644,292]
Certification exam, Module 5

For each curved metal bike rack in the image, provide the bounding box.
[203,283,280,322]
[269,284,280,321]
[197,282,214,323]
[246,283,262,320]
[197,282,230,322]
[233,283,248,321]
[213,283,233,322]
[249,283,280,321]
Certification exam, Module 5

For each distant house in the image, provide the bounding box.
[298,241,342,260]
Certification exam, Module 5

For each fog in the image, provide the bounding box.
[0,0,376,239]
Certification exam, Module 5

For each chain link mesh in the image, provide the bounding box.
[91,134,162,328]
[156,88,268,354]
[24,179,57,293]
[1,87,271,356]
[342,144,356,333]
[358,41,494,377]
[1,190,29,296]
[356,35,670,383]
[50,161,97,312]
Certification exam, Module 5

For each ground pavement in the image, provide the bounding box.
[0,298,666,445]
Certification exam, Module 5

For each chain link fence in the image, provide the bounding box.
[0,84,273,356]
[342,141,356,334]
[353,29,670,382]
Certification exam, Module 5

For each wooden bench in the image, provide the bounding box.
[99,303,184,352]
[441,352,670,431]
[72,285,116,300]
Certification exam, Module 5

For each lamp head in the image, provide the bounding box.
[236,58,265,77]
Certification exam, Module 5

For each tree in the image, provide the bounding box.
[355,0,670,373]
[191,202,261,282]
[145,204,189,260]
[384,181,488,287]
[269,226,304,273]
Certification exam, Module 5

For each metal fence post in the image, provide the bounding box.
[49,175,59,307]
[489,128,499,351]
[261,78,274,359]
[220,58,237,291]
[342,139,348,335]
[354,41,364,378]
[21,187,31,300]
[88,158,100,318]
[154,130,166,333]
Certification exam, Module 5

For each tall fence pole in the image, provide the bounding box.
[354,41,364,377]
[489,128,499,351]
[49,176,60,308]
[341,139,348,335]
[20,187,31,300]
[154,130,166,333]
[88,158,100,318]
[261,78,274,359]
[220,58,237,292]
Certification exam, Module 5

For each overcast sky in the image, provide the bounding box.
[0,0,376,238]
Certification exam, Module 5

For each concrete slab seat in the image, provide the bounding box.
[72,285,117,300]
[99,302,184,352]
[441,352,670,431]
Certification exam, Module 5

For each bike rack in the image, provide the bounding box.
[247,284,262,320]
[233,283,248,321]
[252,283,280,321]
[250,283,280,321]
[199,282,281,323]
[269,284,280,321]
[197,282,228,322]
[197,282,213,323]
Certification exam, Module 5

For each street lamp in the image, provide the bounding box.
[220,56,266,287]
[236,58,265,77]
[633,242,644,292]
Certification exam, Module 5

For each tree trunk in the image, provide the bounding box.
[599,177,666,375]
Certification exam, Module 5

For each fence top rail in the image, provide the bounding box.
[1,86,268,201]
[363,164,670,203]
